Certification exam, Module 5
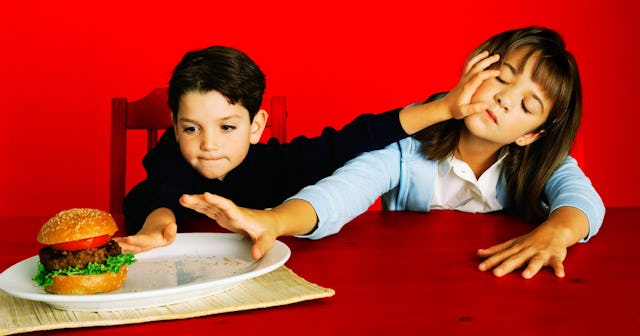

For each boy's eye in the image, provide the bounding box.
[221,125,236,131]
[182,126,199,134]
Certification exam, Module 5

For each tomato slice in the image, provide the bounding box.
[50,234,111,251]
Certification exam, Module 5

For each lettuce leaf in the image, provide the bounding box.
[32,253,136,287]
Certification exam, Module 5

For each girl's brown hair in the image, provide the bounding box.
[414,26,582,222]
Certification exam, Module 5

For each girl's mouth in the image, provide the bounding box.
[486,110,498,124]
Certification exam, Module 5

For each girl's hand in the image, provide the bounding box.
[180,193,278,260]
[477,223,571,279]
[443,51,501,120]
[477,207,589,279]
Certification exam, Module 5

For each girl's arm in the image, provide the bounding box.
[477,206,589,279]
[542,156,606,241]
[180,194,317,260]
[178,52,504,255]
[179,144,403,258]
[291,143,403,239]
[478,156,605,279]
[289,52,504,239]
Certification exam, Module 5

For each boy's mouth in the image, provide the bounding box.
[198,156,225,164]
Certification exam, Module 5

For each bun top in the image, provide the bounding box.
[37,208,118,244]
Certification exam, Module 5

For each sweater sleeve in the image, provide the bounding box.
[544,156,605,242]
[122,128,200,233]
[255,107,409,200]
[291,142,403,239]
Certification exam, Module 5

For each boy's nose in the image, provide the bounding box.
[201,134,219,151]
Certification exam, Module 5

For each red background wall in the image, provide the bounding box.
[1,0,638,217]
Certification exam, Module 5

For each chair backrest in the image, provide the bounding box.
[110,88,287,216]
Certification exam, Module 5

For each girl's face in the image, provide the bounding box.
[173,90,266,180]
[464,47,553,147]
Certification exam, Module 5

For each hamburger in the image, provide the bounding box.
[32,208,136,295]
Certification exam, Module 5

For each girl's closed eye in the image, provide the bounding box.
[496,76,509,85]
[523,96,545,115]
[496,63,515,84]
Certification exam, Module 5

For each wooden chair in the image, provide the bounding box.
[110,88,287,216]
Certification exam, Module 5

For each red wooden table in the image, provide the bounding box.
[1,208,639,335]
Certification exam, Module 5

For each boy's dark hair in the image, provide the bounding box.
[168,46,266,120]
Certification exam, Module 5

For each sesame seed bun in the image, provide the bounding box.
[43,265,128,295]
[37,208,118,245]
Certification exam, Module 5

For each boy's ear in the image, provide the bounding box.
[515,130,545,147]
[249,109,268,144]
[171,113,180,141]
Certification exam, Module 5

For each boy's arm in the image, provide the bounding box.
[115,207,178,253]
[272,52,502,198]
[397,51,501,134]
[123,130,199,233]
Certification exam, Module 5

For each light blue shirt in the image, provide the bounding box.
[293,137,605,241]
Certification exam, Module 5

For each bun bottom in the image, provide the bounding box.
[44,266,128,295]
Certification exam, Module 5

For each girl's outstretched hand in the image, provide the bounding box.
[477,207,588,279]
[180,193,278,260]
[476,226,568,279]
[443,51,501,120]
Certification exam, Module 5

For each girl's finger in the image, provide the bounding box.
[549,256,566,278]
[522,255,546,279]
[477,239,512,257]
[464,51,490,73]
[465,52,500,75]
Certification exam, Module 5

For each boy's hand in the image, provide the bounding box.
[443,51,501,120]
[180,193,278,260]
[398,51,501,135]
[114,222,177,254]
[114,207,178,253]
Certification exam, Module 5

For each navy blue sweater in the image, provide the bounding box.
[123,108,406,233]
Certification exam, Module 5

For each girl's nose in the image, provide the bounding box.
[496,93,511,113]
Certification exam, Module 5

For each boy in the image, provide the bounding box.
[117,45,494,253]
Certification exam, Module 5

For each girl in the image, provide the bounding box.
[180,27,605,280]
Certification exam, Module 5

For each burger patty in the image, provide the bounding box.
[38,239,122,271]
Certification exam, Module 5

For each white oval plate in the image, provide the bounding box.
[0,233,290,311]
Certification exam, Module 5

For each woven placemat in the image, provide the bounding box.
[0,266,334,335]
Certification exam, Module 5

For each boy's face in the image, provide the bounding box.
[173,90,266,180]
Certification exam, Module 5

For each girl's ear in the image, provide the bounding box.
[249,109,268,144]
[515,130,546,147]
